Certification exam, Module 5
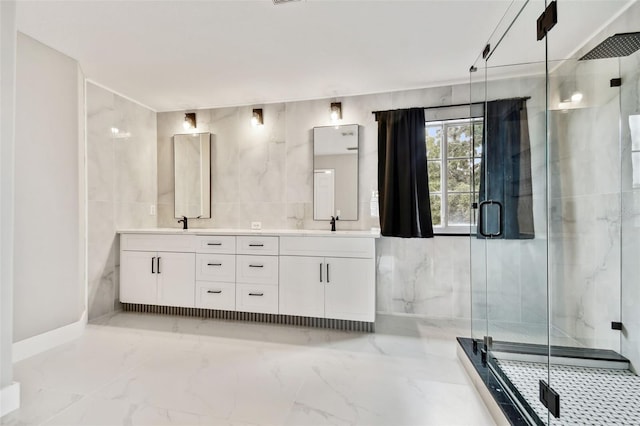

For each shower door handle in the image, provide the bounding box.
[478,200,503,238]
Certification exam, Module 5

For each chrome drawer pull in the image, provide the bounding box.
[248,243,264,247]
[248,292,264,297]
[249,264,264,268]
[207,243,222,246]
[207,290,222,294]
[207,263,222,266]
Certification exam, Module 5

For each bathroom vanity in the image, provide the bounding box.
[118,229,379,329]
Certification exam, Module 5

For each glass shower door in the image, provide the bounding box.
[469,1,551,423]
[470,1,640,424]
[620,35,640,383]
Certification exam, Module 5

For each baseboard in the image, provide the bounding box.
[13,310,87,362]
[0,382,20,417]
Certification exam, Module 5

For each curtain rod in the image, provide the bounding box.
[371,96,531,115]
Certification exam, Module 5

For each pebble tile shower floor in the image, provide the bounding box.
[495,359,640,425]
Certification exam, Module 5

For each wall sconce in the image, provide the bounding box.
[183,112,197,130]
[251,108,264,127]
[330,102,342,122]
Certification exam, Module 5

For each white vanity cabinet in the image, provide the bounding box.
[120,234,196,308]
[279,236,375,322]
[119,230,378,326]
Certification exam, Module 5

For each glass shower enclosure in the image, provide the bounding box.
[468,1,640,424]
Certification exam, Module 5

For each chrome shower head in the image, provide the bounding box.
[579,32,640,61]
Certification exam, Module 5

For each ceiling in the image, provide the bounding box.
[16,0,634,112]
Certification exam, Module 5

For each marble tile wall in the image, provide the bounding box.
[154,75,562,324]
[87,83,157,320]
[156,84,479,320]
[550,4,640,356]
[545,25,629,353]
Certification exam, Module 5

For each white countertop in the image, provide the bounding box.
[117,228,381,238]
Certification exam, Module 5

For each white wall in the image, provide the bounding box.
[1,0,17,391]
[13,33,85,342]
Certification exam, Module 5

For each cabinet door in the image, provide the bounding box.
[156,252,196,308]
[279,256,325,318]
[120,251,158,305]
[324,257,375,322]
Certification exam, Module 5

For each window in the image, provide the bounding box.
[426,118,483,234]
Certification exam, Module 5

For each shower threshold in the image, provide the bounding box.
[489,340,629,370]
[458,337,637,425]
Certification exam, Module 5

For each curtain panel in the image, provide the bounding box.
[376,108,434,238]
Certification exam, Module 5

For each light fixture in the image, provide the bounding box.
[183,112,196,130]
[251,108,264,127]
[571,92,583,102]
[110,127,119,135]
[330,102,342,122]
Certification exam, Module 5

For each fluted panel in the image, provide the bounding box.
[121,303,374,332]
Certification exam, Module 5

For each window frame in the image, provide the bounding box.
[426,117,483,235]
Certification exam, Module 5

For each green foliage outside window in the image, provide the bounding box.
[426,119,483,231]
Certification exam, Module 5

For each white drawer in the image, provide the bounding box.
[236,236,279,255]
[236,284,278,314]
[196,281,235,310]
[279,236,374,258]
[236,255,278,285]
[196,236,236,254]
[196,254,235,282]
[121,234,195,253]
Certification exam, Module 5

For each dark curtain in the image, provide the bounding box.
[479,98,534,239]
[376,108,433,238]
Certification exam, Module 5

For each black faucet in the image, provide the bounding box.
[330,215,339,232]
[178,216,188,230]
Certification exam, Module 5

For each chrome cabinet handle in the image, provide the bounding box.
[320,263,323,282]
[157,257,161,274]
[326,263,330,283]
[207,263,222,266]
[249,243,264,247]
[207,242,222,246]
[248,292,264,296]
[152,257,156,274]
[207,290,222,294]
[249,264,264,268]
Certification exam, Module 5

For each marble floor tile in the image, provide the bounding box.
[0,388,82,426]
[2,312,494,426]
